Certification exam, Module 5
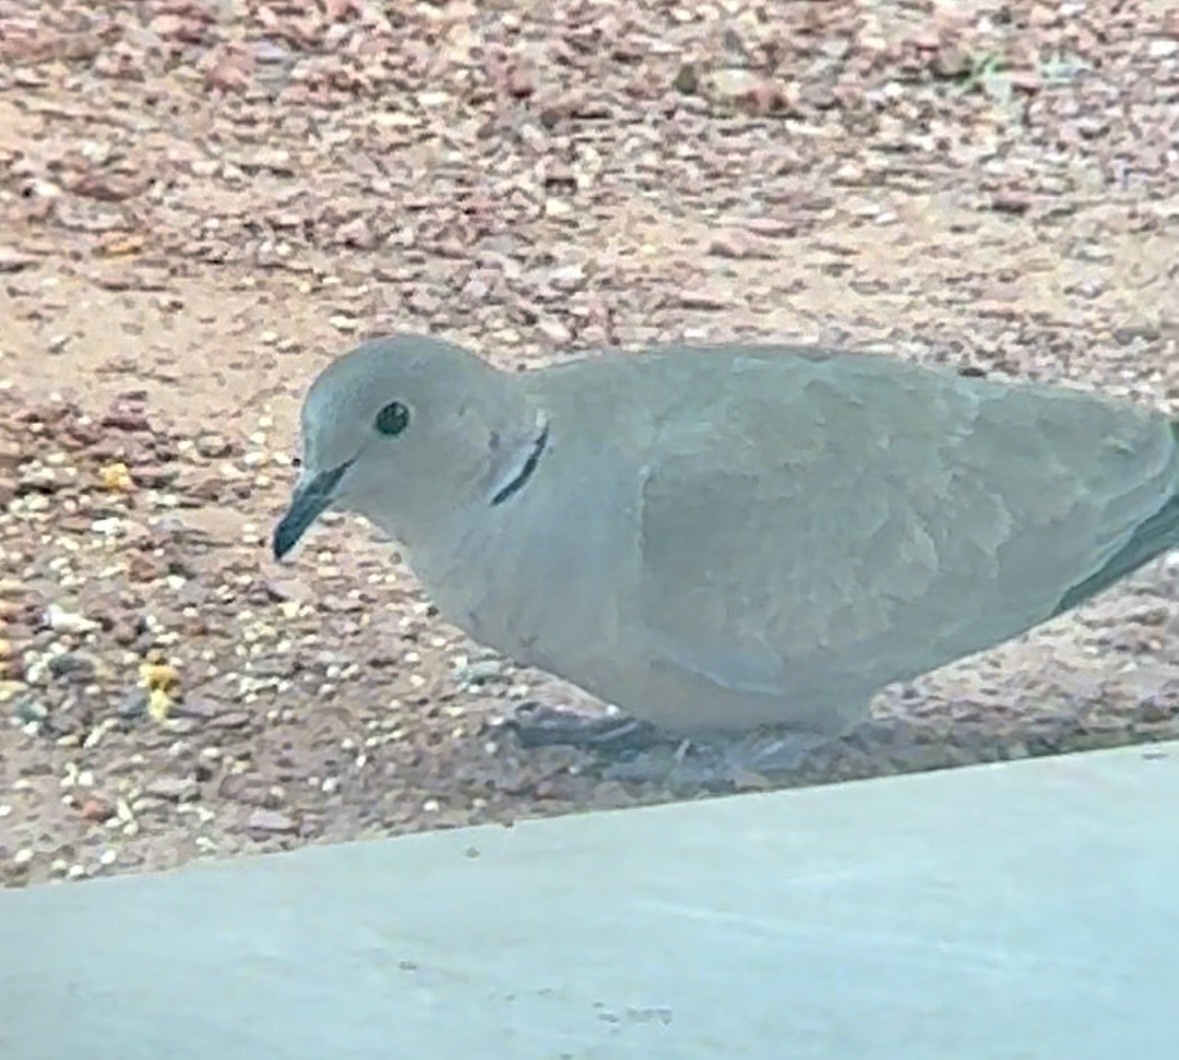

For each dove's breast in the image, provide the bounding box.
[406,425,646,694]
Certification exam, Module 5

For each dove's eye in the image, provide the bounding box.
[374,401,410,437]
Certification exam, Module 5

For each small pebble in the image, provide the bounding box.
[45,605,98,635]
[246,808,297,834]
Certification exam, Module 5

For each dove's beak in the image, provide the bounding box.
[272,461,351,560]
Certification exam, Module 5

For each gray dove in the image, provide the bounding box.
[273,335,1179,776]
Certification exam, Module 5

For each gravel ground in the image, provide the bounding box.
[1,0,1177,887]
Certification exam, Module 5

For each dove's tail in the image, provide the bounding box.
[1053,420,1179,615]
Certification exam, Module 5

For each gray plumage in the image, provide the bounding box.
[274,335,1179,740]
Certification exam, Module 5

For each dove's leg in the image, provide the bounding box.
[501,702,861,792]
[738,730,835,775]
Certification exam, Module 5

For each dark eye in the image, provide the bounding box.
[374,401,410,437]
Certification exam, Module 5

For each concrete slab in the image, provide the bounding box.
[3,742,1178,1060]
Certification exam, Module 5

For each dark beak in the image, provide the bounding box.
[272,461,351,560]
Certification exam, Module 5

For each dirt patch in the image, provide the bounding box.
[1,0,1177,886]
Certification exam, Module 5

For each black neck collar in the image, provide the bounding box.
[490,422,550,507]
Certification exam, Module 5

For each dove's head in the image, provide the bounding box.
[272,335,545,559]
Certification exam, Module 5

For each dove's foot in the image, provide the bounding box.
[599,729,835,792]
[501,702,663,752]
[500,704,842,793]
[598,741,723,790]
[737,730,833,777]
